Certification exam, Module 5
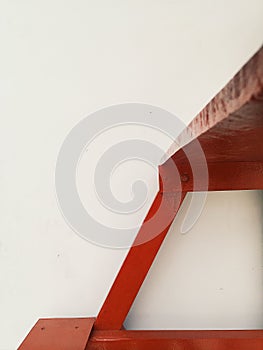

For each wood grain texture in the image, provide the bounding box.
[166,46,263,159]
[161,46,263,192]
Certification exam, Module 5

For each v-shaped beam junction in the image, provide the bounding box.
[94,46,263,331]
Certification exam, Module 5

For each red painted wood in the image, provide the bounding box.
[19,46,263,349]
[18,318,95,350]
[160,160,263,192]
[169,89,263,164]
[86,329,263,350]
[94,191,186,330]
[95,46,263,332]
[161,47,263,193]
[166,46,263,158]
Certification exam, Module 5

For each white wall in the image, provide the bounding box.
[0,1,263,349]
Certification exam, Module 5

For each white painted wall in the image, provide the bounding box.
[0,1,263,349]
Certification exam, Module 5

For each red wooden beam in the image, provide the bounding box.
[86,329,263,350]
[18,46,263,349]
[160,159,263,192]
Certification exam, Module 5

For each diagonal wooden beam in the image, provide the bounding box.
[94,191,186,330]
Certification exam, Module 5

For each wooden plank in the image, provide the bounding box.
[166,46,263,159]
[169,88,263,164]
[18,318,95,350]
[161,46,263,192]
